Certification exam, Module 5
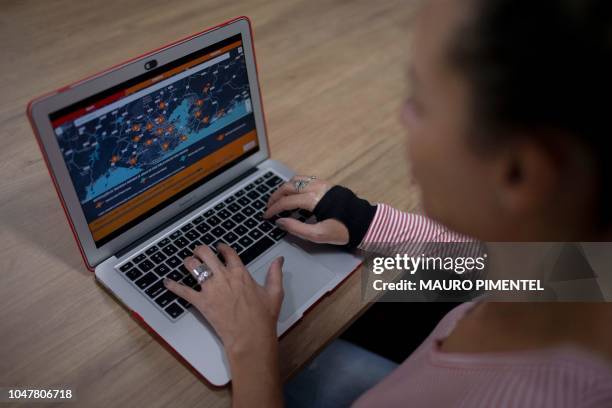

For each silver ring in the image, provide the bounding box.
[294,176,317,193]
[192,263,213,284]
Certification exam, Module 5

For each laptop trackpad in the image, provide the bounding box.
[250,242,336,322]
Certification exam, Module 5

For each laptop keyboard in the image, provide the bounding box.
[115,171,313,321]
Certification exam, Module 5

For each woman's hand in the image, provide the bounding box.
[165,243,285,408]
[164,243,284,356]
[263,175,350,245]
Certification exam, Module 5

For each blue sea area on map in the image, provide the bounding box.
[83,100,249,201]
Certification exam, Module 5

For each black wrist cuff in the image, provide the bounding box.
[312,185,377,249]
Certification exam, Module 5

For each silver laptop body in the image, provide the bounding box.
[27,16,361,385]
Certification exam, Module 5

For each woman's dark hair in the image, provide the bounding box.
[449,0,612,227]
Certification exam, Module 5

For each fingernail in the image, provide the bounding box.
[275,218,287,229]
[279,256,285,266]
[163,278,170,287]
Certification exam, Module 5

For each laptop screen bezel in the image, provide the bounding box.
[28,17,269,269]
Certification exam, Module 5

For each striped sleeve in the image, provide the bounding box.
[357,203,475,253]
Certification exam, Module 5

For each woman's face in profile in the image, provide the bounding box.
[402,0,514,241]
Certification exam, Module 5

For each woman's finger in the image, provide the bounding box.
[265,256,284,310]
[266,181,298,208]
[164,278,200,304]
[263,193,316,219]
[184,256,207,280]
[192,244,226,276]
[267,176,320,208]
[276,218,349,245]
[216,243,243,269]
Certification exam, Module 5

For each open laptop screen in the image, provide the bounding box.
[48,34,259,247]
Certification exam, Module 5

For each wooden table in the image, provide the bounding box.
[0,0,419,406]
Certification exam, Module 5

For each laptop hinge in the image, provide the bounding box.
[115,166,259,258]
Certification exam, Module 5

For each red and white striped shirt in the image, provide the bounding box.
[352,204,612,407]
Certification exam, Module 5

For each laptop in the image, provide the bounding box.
[27,16,362,386]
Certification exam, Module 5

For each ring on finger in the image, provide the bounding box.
[192,262,214,284]
[293,176,317,193]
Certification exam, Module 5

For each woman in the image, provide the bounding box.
[164,0,612,406]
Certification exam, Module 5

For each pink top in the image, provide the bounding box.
[351,204,612,407]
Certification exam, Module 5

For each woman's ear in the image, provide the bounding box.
[493,137,559,217]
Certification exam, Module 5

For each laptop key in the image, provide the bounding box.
[145,245,158,256]
[192,216,204,225]
[201,233,215,245]
[188,240,202,251]
[223,231,239,243]
[228,203,241,212]
[135,272,157,290]
[248,229,263,240]
[254,177,265,185]
[239,236,275,265]
[155,291,177,308]
[210,226,225,237]
[150,252,167,264]
[174,237,189,248]
[230,243,244,253]
[259,222,273,233]
[177,248,192,259]
[270,228,286,241]
[138,260,154,272]
[217,209,231,220]
[181,223,194,232]
[133,254,146,264]
[166,256,181,268]
[247,191,259,200]
[263,171,274,179]
[170,231,182,240]
[126,268,142,281]
[265,176,283,187]
[165,303,185,319]
[251,200,265,210]
[145,280,166,298]
[162,244,178,256]
[119,262,133,272]
[238,197,250,206]
[256,185,268,194]
[207,215,221,226]
[221,219,236,230]
[238,236,254,247]
[157,237,171,247]
[234,225,248,235]
[182,275,197,287]
[224,196,236,204]
[204,209,215,217]
[185,230,199,241]
[245,183,256,191]
[244,218,258,229]
[167,270,183,282]
[196,223,210,234]
[235,190,245,197]
[214,203,225,211]
[231,213,246,223]
[242,207,255,217]
[153,264,170,277]
[179,264,191,276]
